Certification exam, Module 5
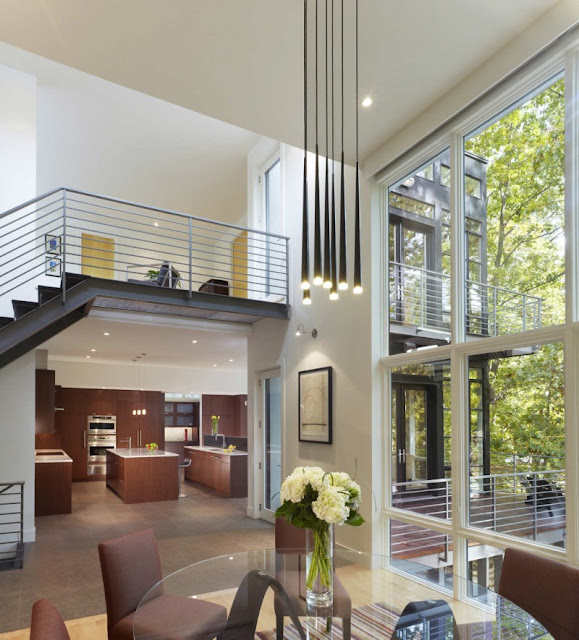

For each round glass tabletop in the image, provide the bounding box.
[133,548,551,639]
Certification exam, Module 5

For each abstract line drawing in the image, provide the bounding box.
[298,366,333,444]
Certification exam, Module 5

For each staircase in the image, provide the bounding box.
[0,272,92,369]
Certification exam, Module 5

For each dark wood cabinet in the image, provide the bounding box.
[86,389,118,415]
[202,394,247,437]
[35,459,72,516]
[35,369,55,434]
[62,388,87,414]
[61,413,87,480]
[184,448,247,497]
[116,393,164,449]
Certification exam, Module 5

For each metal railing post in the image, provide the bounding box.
[532,476,538,540]
[62,189,67,304]
[491,476,497,532]
[188,218,192,299]
[537,297,542,329]
[493,287,498,336]
[522,294,527,331]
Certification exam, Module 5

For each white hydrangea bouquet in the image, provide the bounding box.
[275,466,364,603]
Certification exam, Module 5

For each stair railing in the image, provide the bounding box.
[0,481,24,571]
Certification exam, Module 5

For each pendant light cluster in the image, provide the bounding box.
[132,353,147,416]
[301,0,362,305]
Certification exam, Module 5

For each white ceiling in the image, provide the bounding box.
[40,312,249,370]
[0,0,561,163]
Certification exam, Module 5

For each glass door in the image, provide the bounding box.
[259,369,282,523]
[392,384,428,490]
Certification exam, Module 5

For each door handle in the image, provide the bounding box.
[402,448,406,463]
[83,431,86,448]
[398,449,403,463]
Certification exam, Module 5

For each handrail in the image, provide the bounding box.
[0,188,63,221]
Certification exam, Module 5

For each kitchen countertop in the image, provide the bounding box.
[35,449,73,463]
[184,446,248,457]
[108,448,179,459]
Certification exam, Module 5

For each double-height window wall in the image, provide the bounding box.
[382,41,576,597]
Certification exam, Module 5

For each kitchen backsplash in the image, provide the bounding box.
[165,426,199,442]
[203,435,247,451]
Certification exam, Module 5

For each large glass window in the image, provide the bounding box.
[467,343,565,549]
[464,77,565,335]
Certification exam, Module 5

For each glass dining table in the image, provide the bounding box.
[133,548,552,639]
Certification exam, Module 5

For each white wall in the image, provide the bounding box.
[50,359,247,395]
[0,63,37,317]
[0,351,36,542]
[247,142,380,553]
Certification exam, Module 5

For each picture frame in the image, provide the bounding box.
[45,234,62,255]
[298,366,333,444]
[45,256,62,277]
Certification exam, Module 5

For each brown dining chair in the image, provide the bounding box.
[98,528,227,640]
[274,518,352,639]
[30,599,70,640]
[498,547,579,640]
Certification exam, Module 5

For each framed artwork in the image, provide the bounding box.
[45,234,62,255]
[45,256,62,277]
[298,366,333,444]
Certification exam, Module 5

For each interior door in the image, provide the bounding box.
[81,233,115,278]
[392,384,428,489]
[258,369,282,523]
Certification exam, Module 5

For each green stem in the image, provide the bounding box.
[306,526,332,590]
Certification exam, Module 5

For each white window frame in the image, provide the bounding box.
[377,33,579,592]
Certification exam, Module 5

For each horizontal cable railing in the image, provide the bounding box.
[0,188,289,312]
[0,482,24,571]
[469,469,566,542]
[388,262,543,336]
[392,477,452,521]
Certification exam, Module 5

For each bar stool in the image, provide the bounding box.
[178,458,191,498]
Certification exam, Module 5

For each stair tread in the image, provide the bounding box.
[12,300,40,320]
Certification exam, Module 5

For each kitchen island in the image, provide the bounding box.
[184,446,247,497]
[35,449,72,516]
[106,449,179,504]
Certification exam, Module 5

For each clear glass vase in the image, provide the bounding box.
[305,524,333,607]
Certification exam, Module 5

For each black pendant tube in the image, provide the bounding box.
[329,0,338,300]
[301,0,310,291]
[323,0,331,288]
[353,0,362,293]
[313,0,322,286]
[338,0,347,289]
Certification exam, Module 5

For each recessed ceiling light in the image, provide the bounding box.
[86,355,91,359]
[361,96,372,108]
[212,364,217,367]
[229,359,234,362]
[154,222,159,227]
[91,349,96,352]
[192,340,198,344]
[104,332,110,336]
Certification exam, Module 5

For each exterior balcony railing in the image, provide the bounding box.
[389,262,542,337]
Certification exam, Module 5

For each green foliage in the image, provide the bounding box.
[465,79,566,466]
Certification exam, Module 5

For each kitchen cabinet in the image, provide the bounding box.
[35,450,72,516]
[61,413,87,480]
[35,369,55,434]
[86,389,118,415]
[106,450,178,503]
[202,394,248,437]
[62,388,87,414]
[117,393,164,449]
[184,447,247,497]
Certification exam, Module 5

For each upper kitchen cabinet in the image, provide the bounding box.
[35,369,55,434]
[62,388,87,414]
[86,389,118,415]
[202,394,247,436]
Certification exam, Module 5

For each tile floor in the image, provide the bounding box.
[0,477,273,632]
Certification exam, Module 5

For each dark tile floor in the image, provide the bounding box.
[0,478,274,632]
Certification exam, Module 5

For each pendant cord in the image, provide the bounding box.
[356,0,358,165]
[315,0,318,147]
[304,0,307,155]
[341,0,344,156]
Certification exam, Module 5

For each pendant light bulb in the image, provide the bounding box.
[329,290,339,301]
[142,409,147,416]
[338,281,348,290]
[137,409,141,416]
[301,280,311,290]
[353,285,363,295]
[323,279,332,289]
[313,275,323,286]
[132,409,137,416]
[303,289,312,305]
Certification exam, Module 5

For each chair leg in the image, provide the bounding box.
[276,614,284,640]
[342,615,351,640]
